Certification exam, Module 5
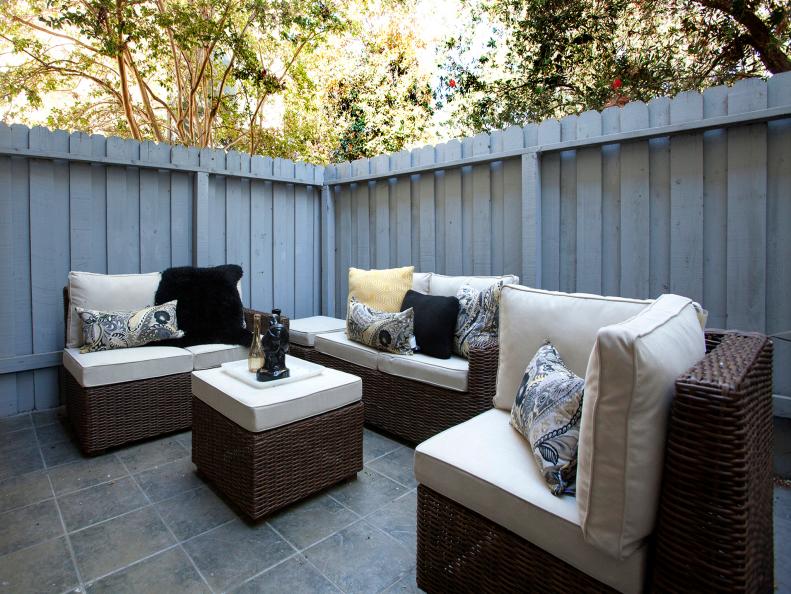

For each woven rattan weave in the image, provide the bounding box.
[192,397,363,520]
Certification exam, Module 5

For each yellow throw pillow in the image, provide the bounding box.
[348,266,414,312]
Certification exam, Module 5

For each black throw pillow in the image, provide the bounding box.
[401,290,459,359]
[154,264,252,347]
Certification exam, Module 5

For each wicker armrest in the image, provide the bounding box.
[466,337,499,406]
[653,330,773,593]
[244,308,289,332]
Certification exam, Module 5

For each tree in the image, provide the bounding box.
[0,0,347,152]
[438,0,790,133]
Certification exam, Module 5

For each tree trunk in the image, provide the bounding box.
[694,0,791,73]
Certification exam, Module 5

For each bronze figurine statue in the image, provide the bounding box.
[256,309,290,382]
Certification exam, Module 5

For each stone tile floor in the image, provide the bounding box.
[0,407,788,593]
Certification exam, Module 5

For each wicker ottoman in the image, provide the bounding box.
[191,359,363,520]
[288,315,346,361]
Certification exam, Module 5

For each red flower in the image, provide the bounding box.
[449,78,457,88]
[611,78,623,90]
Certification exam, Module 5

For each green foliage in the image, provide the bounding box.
[438,0,791,133]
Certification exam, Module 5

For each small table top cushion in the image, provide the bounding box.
[192,357,361,432]
[289,315,347,347]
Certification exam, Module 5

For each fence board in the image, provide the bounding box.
[417,146,436,272]
[727,78,767,331]
[601,107,621,296]
[576,110,603,294]
[648,97,671,296]
[393,151,412,267]
[352,159,370,270]
[0,124,18,414]
[170,145,192,268]
[767,72,791,396]
[294,162,314,319]
[337,163,352,316]
[139,142,171,273]
[619,102,650,299]
[106,137,141,273]
[472,133,492,275]
[503,126,525,278]
[539,119,561,290]
[669,91,704,303]
[702,86,729,328]
[250,156,274,312]
[490,131,504,274]
[559,115,578,292]
[273,159,296,317]
[371,156,390,269]
[441,140,463,275]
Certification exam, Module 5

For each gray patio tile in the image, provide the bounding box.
[230,555,340,594]
[0,470,53,514]
[58,476,149,531]
[367,490,417,551]
[0,413,33,434]
[116,436,189,474]
[86,546,210,594]
[135,457,204,503]
[775,512,791,593]
[363,429,402,463]
[304,520,414,594]
[0,536,79,594]
[70,506,175,582]
[366,447,417,489]
[183,519,293,592]
[774,484,791,523]
[0,499,63,557]
[0,444,44,481]
[382,567,423,593]
[48,455,128,495]
[34,420,74,446]
[175,430,192,451]
[40,438,83,468]
[156,486,235,541]
[32,407,65,428]
[0,428,38,456]
[268,493,358,550]
[329,467,407,516]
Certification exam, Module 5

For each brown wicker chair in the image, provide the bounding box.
[307,338,498,445]
[416,330,774,593]
[61,288,282,454]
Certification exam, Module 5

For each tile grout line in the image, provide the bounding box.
[363,460,415,491]
[31,420,88,593]
[264,522,347,594]
[115,450,218,594]
[79,543,183,589]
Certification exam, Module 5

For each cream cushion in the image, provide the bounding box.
[67,271,162,348]
[192,360,362,432]
[289,316,346,347]
[494,286,651,410]
[63,346,193,388]
[314,332,380,370]
[428,274,519,297]
[577,294,705,560]
[378,352,468,392]
[348,266,414,312]
[185,344,248,371]
[412,272,432,294]
[415,409,647,594]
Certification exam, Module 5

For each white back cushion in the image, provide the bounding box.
[429,274,519,297]
[412,272,432,294]
[494,286,650,410]
[67,271,161,348]
[577,294,705,559]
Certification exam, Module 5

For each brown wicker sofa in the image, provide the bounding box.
[291,272,517,445]
[415,286,774,593]
[61,274,279,454]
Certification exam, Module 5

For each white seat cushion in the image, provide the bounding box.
[314,332,380,370]
[412,272,432,294]
[192,360,362,432]
[378,352,468,392]
[415,409,647,594]
[289,316,346,347]
[185,344,248,371]
[577,294,705,560]
[495,286,651,410]
[428,274,519,297]
[63,346,193,388]
[67,271,162,348]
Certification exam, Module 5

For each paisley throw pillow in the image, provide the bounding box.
[511,342,584,496]
[346,298,414,355]
[77,301,184,353]
[453,281,502,358]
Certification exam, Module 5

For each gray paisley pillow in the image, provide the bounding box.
[77,301,184,353]
[346,298,414,355]
[453,281,502,358]
[511,342,584,496]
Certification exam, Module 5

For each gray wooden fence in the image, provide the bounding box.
[0,127,323,415]
[1,74,790,417]
[323,74,791,399]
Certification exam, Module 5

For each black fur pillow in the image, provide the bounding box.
[154,265,251,347]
